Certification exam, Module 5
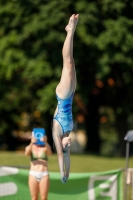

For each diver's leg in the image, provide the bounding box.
[56,14,79,99]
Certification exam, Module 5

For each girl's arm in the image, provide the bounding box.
[25,137,36,156]
[25,142,33,156]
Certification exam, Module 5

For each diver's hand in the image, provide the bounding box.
[61,176,67,184]
[62,137,71,149]
[65,172,69,180]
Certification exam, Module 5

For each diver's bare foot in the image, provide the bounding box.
[65,14,79,33]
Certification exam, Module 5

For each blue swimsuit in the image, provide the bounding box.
[54,93,74,134]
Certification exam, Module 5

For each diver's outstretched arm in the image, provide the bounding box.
[52,132,66,182]
[63,148,70,180]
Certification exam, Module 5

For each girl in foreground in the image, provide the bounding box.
[25,135,52,200]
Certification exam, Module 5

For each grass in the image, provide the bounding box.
[0,151,133,199]
[0,151,133,172]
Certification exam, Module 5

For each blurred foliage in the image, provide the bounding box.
[0,0,133,155]
[99,106,118,156]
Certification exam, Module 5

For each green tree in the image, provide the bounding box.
[0,0,133,155]
[0,0,68,148]
[75,0,133,155]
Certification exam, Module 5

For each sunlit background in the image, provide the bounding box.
[0,0,133,199]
